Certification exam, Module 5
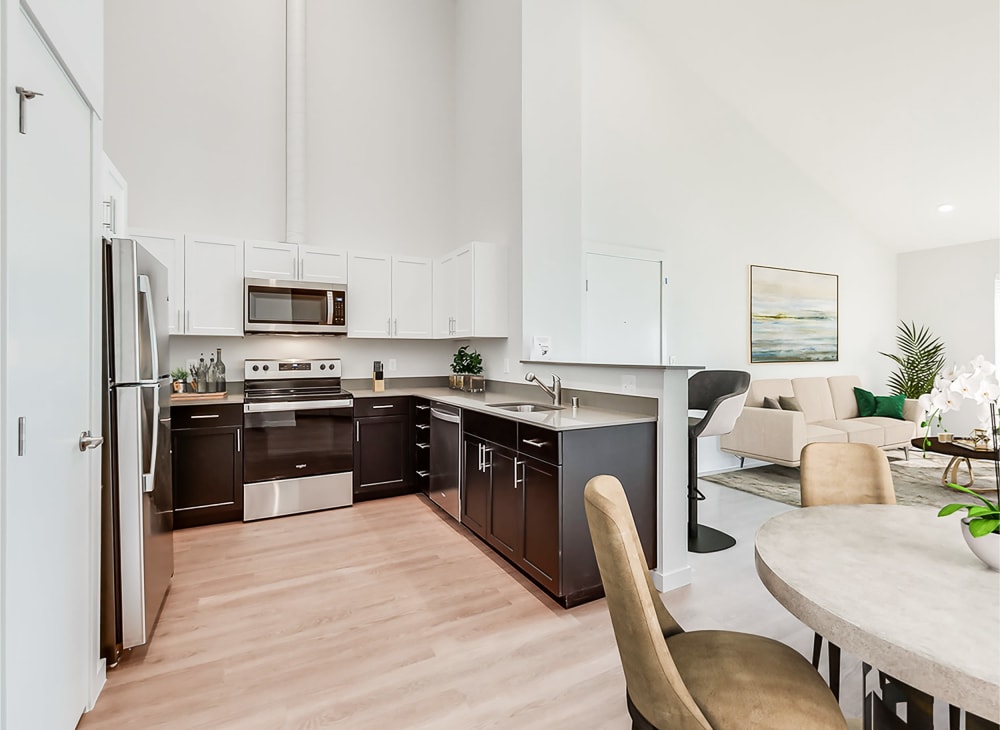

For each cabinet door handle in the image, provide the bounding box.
[186,310,191,331]
[236,428,241,452]
[393,318,398,336]
[372,404,394,409]
[522,438,546,448]
[190,414,220,420]
[387,318,392,336]
[477,442,483,471]
[356,421,360,442]
[177,310,181,332]
[514,457,523,488]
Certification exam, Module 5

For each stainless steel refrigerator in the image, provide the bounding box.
[100,237,173,663]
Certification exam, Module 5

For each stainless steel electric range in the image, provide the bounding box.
[242,358,353,521]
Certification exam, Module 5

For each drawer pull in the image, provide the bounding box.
[416,442,430,450]
[416,470,430,478]
[372,404,394,409]
[522,438,546,448]
[415,424,430,430]
[191,414,221,420]
[415,405,430,411]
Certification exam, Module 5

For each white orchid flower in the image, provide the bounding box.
[931,389,961,413]
[969,355,996,377]
[918,393,934,413]
[973,377,1000,404]
[950,374,975,399]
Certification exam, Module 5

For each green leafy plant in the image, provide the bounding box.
[450,345,483,375]
[170,367,190,382]
[938,483,1000,537]
[879,321,946,398]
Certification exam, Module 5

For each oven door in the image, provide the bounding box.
[244,278,347,334]
[243,399,354,483]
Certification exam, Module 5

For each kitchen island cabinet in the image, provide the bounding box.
[462,409,656,607]
[171,401,243,528]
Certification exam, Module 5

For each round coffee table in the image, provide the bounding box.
[910,437,998,493]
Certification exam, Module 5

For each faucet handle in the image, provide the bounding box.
[551,373,561,384]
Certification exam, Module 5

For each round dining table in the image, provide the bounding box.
[755,504,999,724]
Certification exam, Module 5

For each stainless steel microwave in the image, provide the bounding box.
[244,279,348,334]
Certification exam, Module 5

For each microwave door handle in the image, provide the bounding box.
[137,274,159,381]
[326,291,334,325]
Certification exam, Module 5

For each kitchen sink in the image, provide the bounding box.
[488,402,565,412]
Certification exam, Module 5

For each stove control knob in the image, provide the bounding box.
[252,365,259,372]
[263,364,270,371]
[320,363,327,370]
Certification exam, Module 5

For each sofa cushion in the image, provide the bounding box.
[853,387,876,417]
[747,379,794,408]
[874,394,906,419]
[828,375,863,419]
[855,416,916,445]
[815,419,884,446]
[778,395,802,411]
[791,378,836,423]
[805,423,849,444]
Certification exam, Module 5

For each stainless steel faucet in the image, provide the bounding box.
[525,372,562,406]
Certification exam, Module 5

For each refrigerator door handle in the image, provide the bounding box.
[137,274,159,381]
[142,385,160,494]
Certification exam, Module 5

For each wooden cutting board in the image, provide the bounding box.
[170,391,229,401]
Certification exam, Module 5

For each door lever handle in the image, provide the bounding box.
[79,431,104,452]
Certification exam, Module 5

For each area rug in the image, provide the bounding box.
[701,451,998,509]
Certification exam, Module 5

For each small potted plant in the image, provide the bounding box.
[938,482,1000,572]
[170,367,190,394]
[450,345,485,392]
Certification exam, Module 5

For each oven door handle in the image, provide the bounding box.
[243,399,354,414]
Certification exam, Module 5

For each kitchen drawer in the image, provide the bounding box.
[172,402,242,429]
[354,396,411,418]
[517,423,561,465]
[462,408,516,448]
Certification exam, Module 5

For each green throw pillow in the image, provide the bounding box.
[873,394,905,420]
[853,387,877,417]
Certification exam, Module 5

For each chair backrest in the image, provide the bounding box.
[689,370,751,438]
[799,442,896,507]
[584,475,713,730]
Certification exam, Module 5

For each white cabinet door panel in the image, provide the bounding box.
[433,254,456,338]
[102,153,128,237]
[131,229,185,334]
[245,240,297,280]
[347,253,391,337]
[452,245,475,338]
[300,246,347,284]
[185,235,244,336]
[391,256,432,339]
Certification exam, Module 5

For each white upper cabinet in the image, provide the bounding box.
[348,252,392,337]
[244,240,348,284]
[131,229,185,335]
[348,252,433,339]
[391,256,433,339]
[101,154,128,237]
[433,241,507,339]
[185,234,245,336]
[300,245,347,284]
[244,240,297,280]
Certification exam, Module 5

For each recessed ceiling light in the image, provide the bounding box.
[937,204,955,213]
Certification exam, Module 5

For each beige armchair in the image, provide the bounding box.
[584,474,848,729]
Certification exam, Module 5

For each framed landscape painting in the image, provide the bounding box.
[750,265,838,363]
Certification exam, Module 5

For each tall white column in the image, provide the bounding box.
[286,0,306,244]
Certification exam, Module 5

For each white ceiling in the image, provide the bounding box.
[648,0,999,252]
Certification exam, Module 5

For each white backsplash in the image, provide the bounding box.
[169,335,465,381]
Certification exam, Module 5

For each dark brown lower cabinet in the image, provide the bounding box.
[461,409,656,608]
[171,403,243,528]
[354,397,413,501]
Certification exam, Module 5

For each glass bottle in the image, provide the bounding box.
[215,347,226,393]
[196,353,207,393]
[206,353,218,392]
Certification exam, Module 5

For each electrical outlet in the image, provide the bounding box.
[503,358,510,373]
[388,358,397,371]
[622,375,637,394]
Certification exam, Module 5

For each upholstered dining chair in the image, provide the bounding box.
[584,474,848,730]
[799,442,896,700]
[687,370,751,553]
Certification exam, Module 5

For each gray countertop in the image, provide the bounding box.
[351,386,656,431]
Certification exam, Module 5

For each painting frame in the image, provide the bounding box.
[749,265,839,363]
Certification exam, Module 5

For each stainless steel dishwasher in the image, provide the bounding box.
[429,402,461,520]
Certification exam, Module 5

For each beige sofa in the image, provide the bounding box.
[719,375,923,468]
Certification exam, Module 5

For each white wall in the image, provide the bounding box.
[897,238,1000,435]
[105,0,466,377]
[24,0,103,114]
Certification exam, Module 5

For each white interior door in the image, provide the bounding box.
[583,252,663,364]
[2,9,95,728]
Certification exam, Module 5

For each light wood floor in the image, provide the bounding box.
[80,483,863,729]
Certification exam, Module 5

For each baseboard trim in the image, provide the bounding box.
[651,565,691,593]
[87,657,106,711]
